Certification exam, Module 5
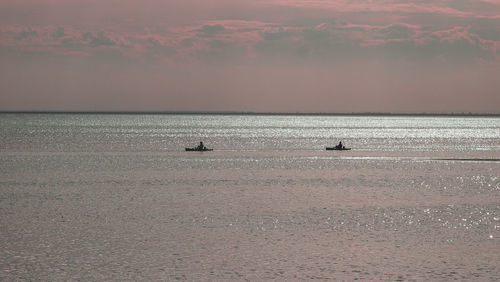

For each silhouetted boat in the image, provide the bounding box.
[326,146,351,151]
[186,142,212,152]
[185,147,213,152]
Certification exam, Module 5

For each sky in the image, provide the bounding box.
[1,0,499,113]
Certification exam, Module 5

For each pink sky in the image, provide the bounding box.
[1,0,499,113]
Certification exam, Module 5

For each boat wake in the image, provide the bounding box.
[435,158,500,162]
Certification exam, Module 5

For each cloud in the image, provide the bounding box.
[1,20,497,66]
[252,21,497,63]
[197,24,225,38]
[86,32,116,47]
[16,29,39,40]
[378,24,417,40]
[0,0,498,113]
[142,37,177,60]
[265,0,500,19]
[53,26,65,38]
[59,37,83,49]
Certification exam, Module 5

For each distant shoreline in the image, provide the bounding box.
[0,111,499,117]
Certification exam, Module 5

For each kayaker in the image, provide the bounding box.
[198,141,205,150]
[337,141,343,149]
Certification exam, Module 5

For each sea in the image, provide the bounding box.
[1,113,499,281]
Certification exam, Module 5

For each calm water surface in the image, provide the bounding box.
[1,114,499,280]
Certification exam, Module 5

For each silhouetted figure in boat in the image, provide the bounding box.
[186,141,212,151]
[336,141,344,149]
[197,141,205,150]
[326,141,350,150]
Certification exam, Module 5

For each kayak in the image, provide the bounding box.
[185,147,213,152]
[326,147,351,151]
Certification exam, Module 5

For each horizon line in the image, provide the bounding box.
[1,111,499,117]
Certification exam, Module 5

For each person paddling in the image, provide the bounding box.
[197,141,205,150]
[337,141,343,149]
